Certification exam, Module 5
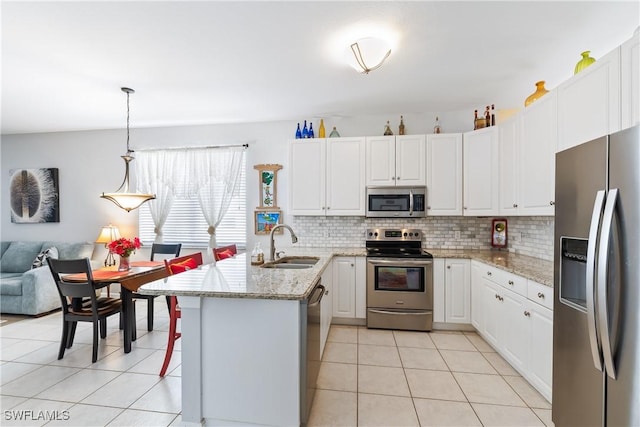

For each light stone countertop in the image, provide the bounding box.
[139,246,552,301]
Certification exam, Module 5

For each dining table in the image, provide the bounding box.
[64,261,169,353]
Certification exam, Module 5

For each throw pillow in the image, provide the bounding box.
[169,258,197,274]
[31,246,59,269]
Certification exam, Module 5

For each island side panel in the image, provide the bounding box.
[179,296,203,425]
[201,297,302,426]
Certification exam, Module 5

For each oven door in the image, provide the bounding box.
[366,258,433,310]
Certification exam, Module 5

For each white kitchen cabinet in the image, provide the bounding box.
[290,139,325,215]
[444,259,471,324]
[332,256,366,320]
[426,133,463,215]
[526,298,553,401]
[463,127,499,216]
[290,137,365,216]
[366,135,425,186]
[519,90,557,215]
[320,262,333,357]
[499,116,520,215]
[332,257,356,318]
[621,33,640,130]
[472,262,554,402]
[557,47,621,152]
[470,261,484,330]
[433,258,470,324]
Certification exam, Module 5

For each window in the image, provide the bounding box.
[138,156,246,249]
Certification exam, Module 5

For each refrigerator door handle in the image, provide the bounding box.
[597,188,619,379]
[586,190,606,371]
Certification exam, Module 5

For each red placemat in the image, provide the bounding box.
[63,270,126,281]
[130,261,164,267]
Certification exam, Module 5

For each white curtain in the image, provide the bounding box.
[185,147,245,254]
[135,150,178,243]
[136,146,245,252]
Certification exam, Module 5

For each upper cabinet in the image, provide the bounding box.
[290,137,365,216]
[557,47,621,152]
[621,33,640,130]
[366,135,426,186]
[519,91,557,215]
[498,116,519,216]
[463,127,499,216]
[426,133,463,216]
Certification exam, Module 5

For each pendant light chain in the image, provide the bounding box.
[126,89,132,154]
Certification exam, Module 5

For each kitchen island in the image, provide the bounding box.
[139,251,338,426]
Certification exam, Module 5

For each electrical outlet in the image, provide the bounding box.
[455,231,461,239]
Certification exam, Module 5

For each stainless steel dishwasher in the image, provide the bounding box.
[300,279,324,425]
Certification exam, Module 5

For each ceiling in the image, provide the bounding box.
[2,1,638,135]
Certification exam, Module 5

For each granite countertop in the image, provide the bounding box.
[426,249,554,287]
[139,247,553,301]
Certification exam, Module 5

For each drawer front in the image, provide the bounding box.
[527,280,553,310]
[482,265,527,297]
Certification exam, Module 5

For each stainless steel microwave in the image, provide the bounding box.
[365,186,426,218]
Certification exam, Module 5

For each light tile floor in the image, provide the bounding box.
[1,305,554,426]
[308,325,554,427]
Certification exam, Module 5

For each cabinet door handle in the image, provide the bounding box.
[513,203,518,208]
[487,271,492,276]
[537,292,545,299]
[464,207,468,210]
[508,280,514,285]
[447,265,451,269]
[499,296,504,301]
[350,264,354,267]
[397,176,400,180]
[392,176,396,180]
[427,206,431,210]
[550,201,555,206]
[495,294,500,299]
[524,311,531,317]
[325,290,330,295]
[327,206,330,209]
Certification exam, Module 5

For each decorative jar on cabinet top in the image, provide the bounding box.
[524,80,549,107]
[574,51,596,74]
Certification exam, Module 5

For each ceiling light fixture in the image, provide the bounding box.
[100,87,155,212]
[349,37,392,74]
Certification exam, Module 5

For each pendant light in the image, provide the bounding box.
[100,87,155,212]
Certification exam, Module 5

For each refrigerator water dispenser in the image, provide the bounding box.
[559,237,588,311]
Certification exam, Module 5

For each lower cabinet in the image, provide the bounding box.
[433,258,470,324]
[472,262,553,401]
[332,256,366,321]
[320,262,333,357]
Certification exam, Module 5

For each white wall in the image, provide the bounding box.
[0,109,507,259]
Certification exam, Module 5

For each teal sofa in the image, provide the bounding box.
[0,241,95,316]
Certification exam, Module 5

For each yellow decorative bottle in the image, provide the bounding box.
[318,119,326,138]
[574,51,596,74]
[524,81,549,107]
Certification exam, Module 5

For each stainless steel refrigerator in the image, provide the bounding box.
[553,125,640,427]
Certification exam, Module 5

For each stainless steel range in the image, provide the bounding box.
[366,228,434,331]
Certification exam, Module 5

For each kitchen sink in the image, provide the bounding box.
[260,263,313,269]
[260,256,319,269]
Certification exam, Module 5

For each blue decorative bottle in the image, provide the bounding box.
[309,123,314,138]
[302,120,309,138]
[295,123,302,139]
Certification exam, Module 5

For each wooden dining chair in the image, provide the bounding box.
[213,244,237,261]
[48,258,122,363]
[159,252,204,377]
[132,243,182,332]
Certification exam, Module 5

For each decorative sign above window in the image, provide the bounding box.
[253,164,282,209]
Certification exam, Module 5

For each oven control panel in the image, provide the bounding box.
[366,228,422,241]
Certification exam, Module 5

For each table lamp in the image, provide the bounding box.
[95,224,121,266]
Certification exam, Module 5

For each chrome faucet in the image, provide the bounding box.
[269,224,298,261]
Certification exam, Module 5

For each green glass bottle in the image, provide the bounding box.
[574,51,596,74]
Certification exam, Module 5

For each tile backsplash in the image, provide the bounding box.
[291,216,554,261]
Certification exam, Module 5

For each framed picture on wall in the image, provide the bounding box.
[254,210,282,235]
[9,168,60,223]
[253,164,282,209]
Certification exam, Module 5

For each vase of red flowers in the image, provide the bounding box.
[108,237,141,271]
